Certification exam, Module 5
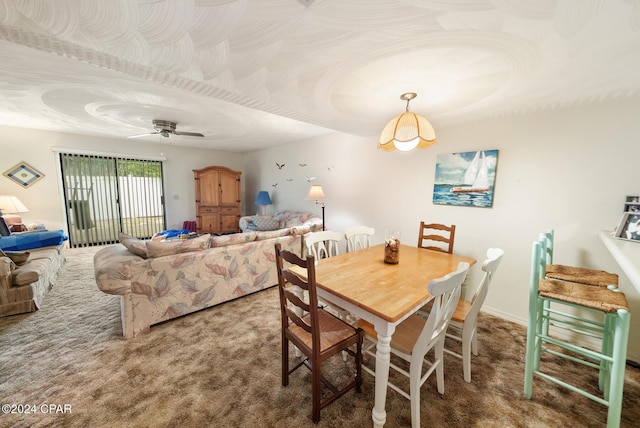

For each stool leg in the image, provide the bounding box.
[524,302,537,398]
[525,241,544,398]
[525,296,544,398]
[606,309,630,428]
[600,313,614,395]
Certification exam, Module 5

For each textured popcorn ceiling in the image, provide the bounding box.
[0,0,639,152]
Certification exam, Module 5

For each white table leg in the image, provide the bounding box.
[372,332,391,428]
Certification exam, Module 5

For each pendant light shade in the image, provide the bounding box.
[378,93,437,152]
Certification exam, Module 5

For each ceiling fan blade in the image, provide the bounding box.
[127,132,158,139]
[173,131,205,137]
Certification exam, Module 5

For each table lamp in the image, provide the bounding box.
[0,195,29,232]
[254,191,272,215]
[0,195,29,216]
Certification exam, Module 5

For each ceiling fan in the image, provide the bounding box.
[128,120,204,138]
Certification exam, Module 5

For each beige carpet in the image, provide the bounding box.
[1,246,639,428]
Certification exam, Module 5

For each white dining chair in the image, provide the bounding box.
[429,248,504,382]
[357,262,469,428]
[303,230,351,323]
[345,225,375,252]
[304,230,343,260]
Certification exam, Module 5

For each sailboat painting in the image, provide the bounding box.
[433,150,499,207]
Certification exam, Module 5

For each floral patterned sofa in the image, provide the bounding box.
[93,211,322,338]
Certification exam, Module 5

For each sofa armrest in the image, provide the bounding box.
[93,244,141,295]
[239,215,255,233]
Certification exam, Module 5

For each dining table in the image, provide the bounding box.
[290,243,476,428]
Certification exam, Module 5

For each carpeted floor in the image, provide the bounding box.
[1,245,639,427]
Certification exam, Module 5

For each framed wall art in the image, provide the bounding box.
[615,212,640,242]
[3,162,45,188]
[433,149,499,208]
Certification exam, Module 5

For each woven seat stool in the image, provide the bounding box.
[542,230,619,288]
[524,236,630,428]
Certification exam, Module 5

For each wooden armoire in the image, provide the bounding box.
[193,166,241,234]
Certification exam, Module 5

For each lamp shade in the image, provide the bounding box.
[254,191,272,205]
[306,185,326,200]
[0,195,29,215]
[378,92,437,152]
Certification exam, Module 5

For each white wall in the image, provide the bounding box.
[2,96,638,362]
[243,95,640,363]
[0,127,244,231]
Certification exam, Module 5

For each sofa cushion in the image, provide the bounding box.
[245,216,280,231]
[145,234,211,258]
[210,232,257,248]
[118,233,148,259]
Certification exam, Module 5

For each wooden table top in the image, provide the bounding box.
[292,244,476,323]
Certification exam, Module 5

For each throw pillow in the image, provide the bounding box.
[118,232,148,259]
[145,234,211,258]
[247,216,279,231]
[0,249,30,266]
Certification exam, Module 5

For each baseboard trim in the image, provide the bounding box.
[480,307,640,366]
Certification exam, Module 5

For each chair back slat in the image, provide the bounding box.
[285,306,313,333]
[283,270,310,292]
[282,287,310,312]
[418,221,456,253]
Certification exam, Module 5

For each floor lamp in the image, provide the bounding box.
[306,184,326,231]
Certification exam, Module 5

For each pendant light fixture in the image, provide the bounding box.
[378,92,437,152]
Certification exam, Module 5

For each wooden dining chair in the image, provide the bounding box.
[345,226,375,252]
[420,248,504,382]
[357,262,470,428]
[274,243,363,424]
[418,222,456,254]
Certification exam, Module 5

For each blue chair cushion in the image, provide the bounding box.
[0,230,68,251]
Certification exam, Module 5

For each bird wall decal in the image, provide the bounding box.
[276,163,285,169]
[305,176,316,182]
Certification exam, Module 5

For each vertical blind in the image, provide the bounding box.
[59,153,166,247]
